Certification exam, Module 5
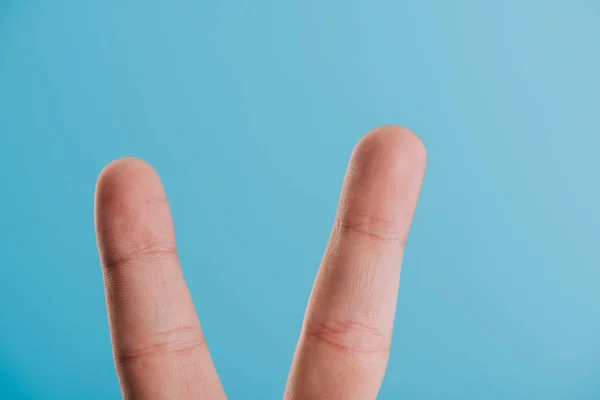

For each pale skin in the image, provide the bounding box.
[94,125,427,399]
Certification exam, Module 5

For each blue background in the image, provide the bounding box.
[1,1,600,398]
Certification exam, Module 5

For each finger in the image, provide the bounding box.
[95,158,226,400]
[285,126,427,399]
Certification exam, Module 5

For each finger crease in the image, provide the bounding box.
[115,326,207,365]
[302,319,391,355]
[101,246,178,270]
[337,216,407,244]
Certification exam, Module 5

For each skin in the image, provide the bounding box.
[94,125,427,399]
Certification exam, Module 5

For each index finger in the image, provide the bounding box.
[285,126,427,399]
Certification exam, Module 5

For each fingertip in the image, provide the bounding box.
[94,157,175,268]
[339,125,427,237]
[95,157,169,217]
[352,125,427,173]
[96,157,162,199]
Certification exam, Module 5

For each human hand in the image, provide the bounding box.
[94,126,427,399]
